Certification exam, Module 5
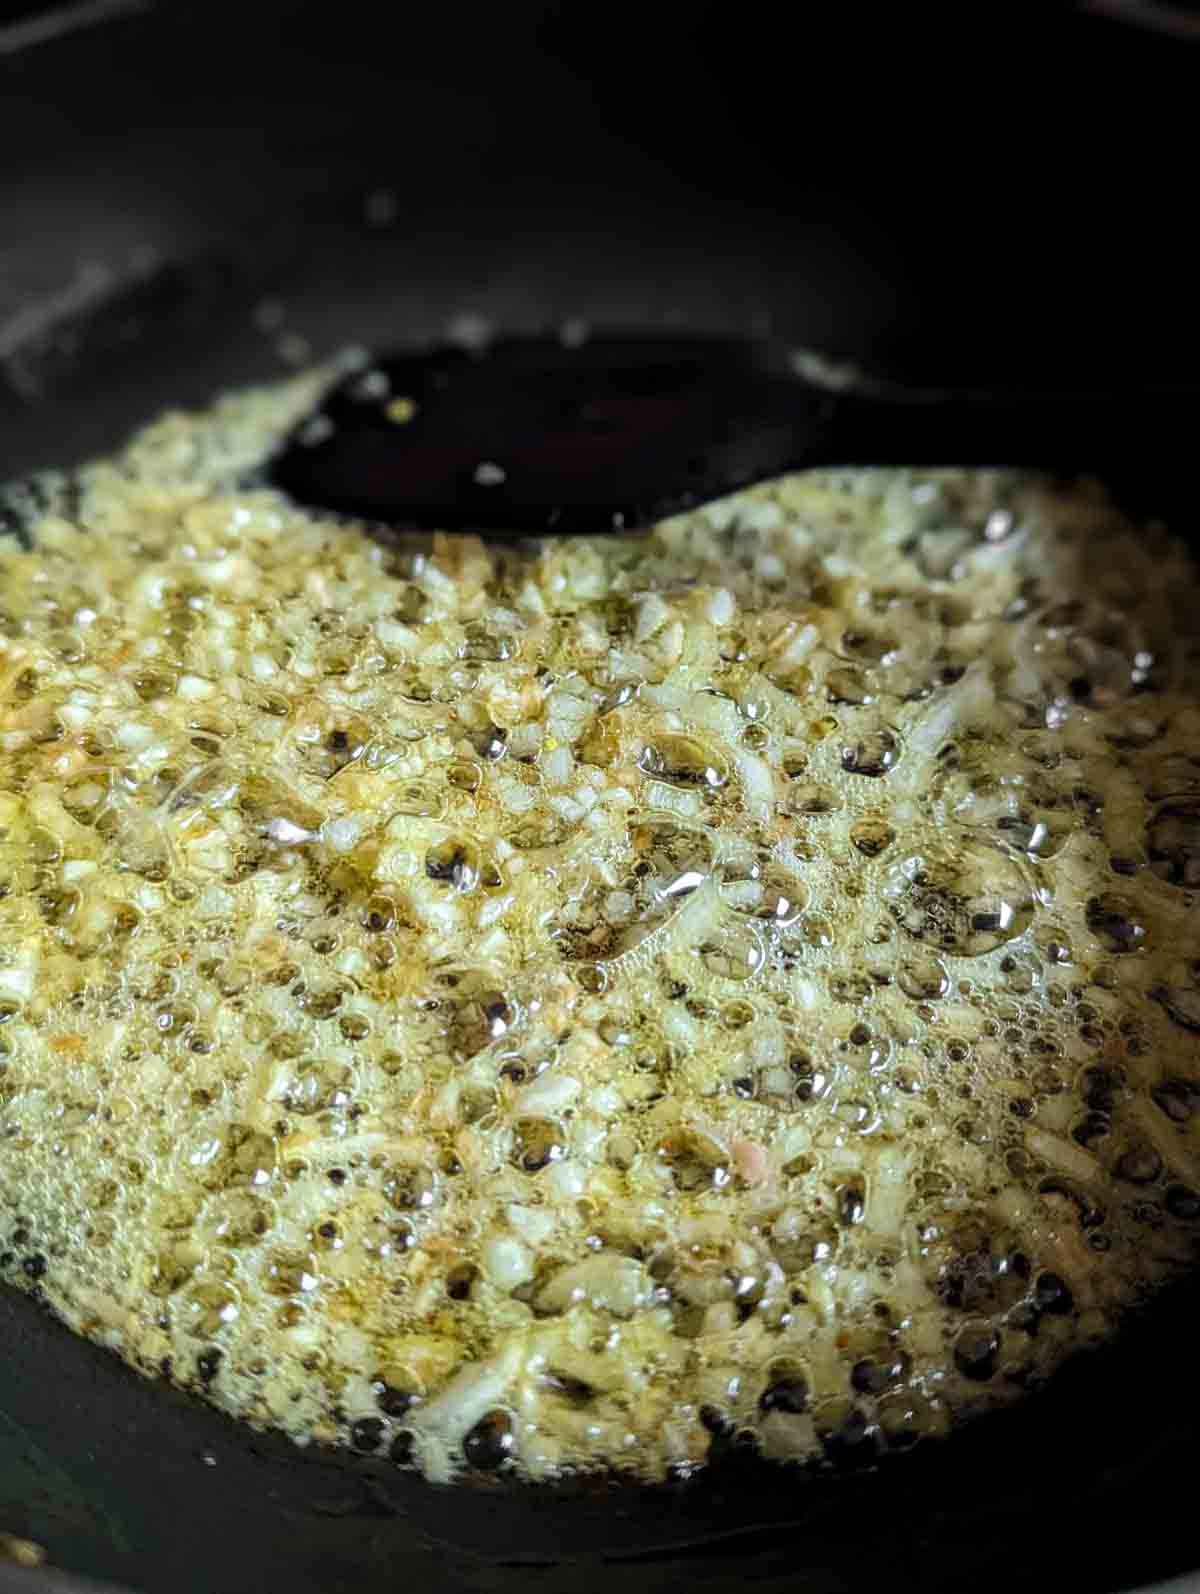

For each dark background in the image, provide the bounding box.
[0,1,1197,477]
[2,7,1200,1594]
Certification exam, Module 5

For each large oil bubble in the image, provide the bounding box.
[885,840,1035,957]
[560,819,715,963]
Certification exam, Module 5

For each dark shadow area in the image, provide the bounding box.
[2,3,1196,473]
[4,1253,1200,1592]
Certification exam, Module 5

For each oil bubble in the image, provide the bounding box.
[889,842,1034,957]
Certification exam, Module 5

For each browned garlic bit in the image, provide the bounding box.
[2,372,1200,1483]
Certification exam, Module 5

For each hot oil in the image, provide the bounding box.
[1,386,1199,1483]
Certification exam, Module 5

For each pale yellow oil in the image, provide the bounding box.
[1,373,1199,1482]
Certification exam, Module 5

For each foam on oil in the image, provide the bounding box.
[1,375,1199,1481]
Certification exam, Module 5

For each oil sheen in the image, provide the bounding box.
[1,372,1199,1483]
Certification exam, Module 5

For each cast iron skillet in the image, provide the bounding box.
[2,5,1199,1593]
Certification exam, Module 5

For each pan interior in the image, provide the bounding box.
[2,372,1200,1489]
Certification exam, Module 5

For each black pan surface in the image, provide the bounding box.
[1,6,1198,1592]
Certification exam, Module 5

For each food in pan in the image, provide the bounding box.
[1,372,1198,1482]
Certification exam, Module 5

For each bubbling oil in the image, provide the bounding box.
[1,378,1199,1484]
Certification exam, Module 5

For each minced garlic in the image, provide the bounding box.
[1,373,1199,1482]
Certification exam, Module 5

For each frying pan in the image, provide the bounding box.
[2,5,1199,1592]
